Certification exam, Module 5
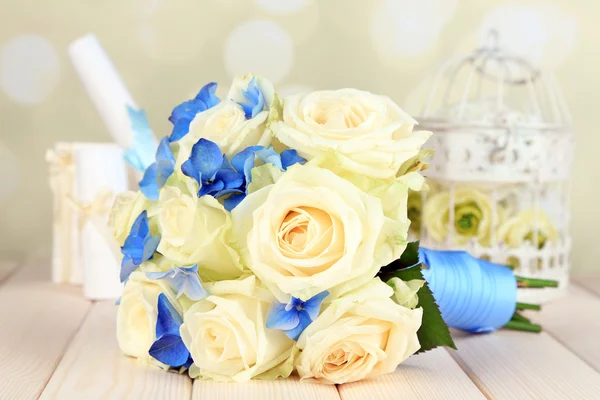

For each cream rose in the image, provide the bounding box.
[295,278,422,384]
[156,186,242,281]
[232,163,409,303]
[423,187,499,246]
[180,276,295,382]
[498,209,558,249]
[116,270,180,362]
[108,190,149,246]
[271,89,431,179]
[175,74,275,166]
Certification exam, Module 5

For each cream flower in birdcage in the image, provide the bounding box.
[497,209,558,250]
[423,187,500,246]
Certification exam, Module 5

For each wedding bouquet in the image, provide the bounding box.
[110,74,483,384]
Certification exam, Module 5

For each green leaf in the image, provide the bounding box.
[389,264,457,353]
[378,240,420,278]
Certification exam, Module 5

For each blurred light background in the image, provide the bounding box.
[0,0,598,271]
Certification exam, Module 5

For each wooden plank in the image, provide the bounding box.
[192,375,340,400]
[522,284,600,371]
[0,262,91,400]
[572,274,600,297]
[41,301,193,400]
[450,329,600,399]
[338,348,486,400]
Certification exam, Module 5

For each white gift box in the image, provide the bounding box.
[47,142,127,299]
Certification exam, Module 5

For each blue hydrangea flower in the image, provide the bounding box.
[149,294,192,368]
[266,291,329,340]
[220,145,281,210]
[238,77,265,119]
[139,137,176,200]
[168,82,220,142]
[124,106,158,172]
[181,138,306,211]
[181,139,245,198]
[146,265,207,301]
[120,211,161,282]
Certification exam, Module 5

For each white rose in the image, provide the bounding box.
[156,186,243,281]
[498,209,558,249]
[272,89,431,179]
[423,187,499,246]
[175,74,275,166]
[180,276,295,382]
[232,163,409,303]
[116,271,180,363]
[108,190,149,246]
[296,278,422,384]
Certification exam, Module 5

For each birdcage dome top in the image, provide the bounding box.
[420,31,572,131]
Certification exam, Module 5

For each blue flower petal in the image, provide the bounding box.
[266,302,300,331]
[139,138,175,200]
[256,147,283,170]
[156,136,176,163]
[285,311,312,341]
[145,270,172,280]
[230,146,263,173]
[303,290,329,320]
[180,273,208,301]
[169,100,206,125]
[280,149,306,170]
[142,234,161,262]
[156,293,183,337]
[238,77,265,119]
[182,139,224,187]
[215,169,245,191]
[224,193,246,211]
[120,211,160,282]
[169,118,193,142]
[195,82,220,109]
[120,255,138,283]
[198,179,225,197]
[168,82,220,143]
[149,334,190,367]
[139,164,160,200]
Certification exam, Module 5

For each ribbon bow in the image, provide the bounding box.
[65,188,122,262]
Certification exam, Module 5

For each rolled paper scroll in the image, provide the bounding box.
[68,34,157,173]
[73,143,127,299]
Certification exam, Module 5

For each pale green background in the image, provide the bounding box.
[0,0,598,271]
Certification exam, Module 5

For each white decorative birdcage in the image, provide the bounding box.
[416,32,574,303]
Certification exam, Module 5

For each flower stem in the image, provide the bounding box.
[511,312,530,323]
[515,276,559,288]
[516,302,541,311]
[504,320,542,333]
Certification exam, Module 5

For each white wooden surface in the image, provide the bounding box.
[338,348,486,400]
[193,375,341,400]
[0,262,90,399]
[1,259,600,400]
[41,302,192,400]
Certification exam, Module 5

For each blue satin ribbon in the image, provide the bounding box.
[419,248,517,333]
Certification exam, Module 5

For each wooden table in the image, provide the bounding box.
[2,259,600,400]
